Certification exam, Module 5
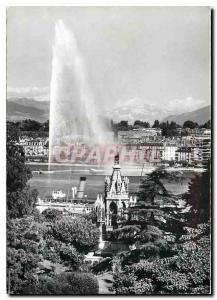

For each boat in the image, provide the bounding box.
[52,190,66,200]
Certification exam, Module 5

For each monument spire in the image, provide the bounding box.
[114,152,119,165]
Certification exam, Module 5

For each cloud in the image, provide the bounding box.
[7,86,50,101]
[165,97,209,114]
[105,96,210,123]
[115,96,209,114]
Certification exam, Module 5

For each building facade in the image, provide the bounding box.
[175,147,192,164]
[19,137,49,158]
[161,144,178,161]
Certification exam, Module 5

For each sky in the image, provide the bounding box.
[7,6,211,115]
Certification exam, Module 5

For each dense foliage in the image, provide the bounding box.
[52,218,99,253]
[81,210,98,224]
[23,272,99,295]
[7,123,38,218]
[183,120,198,129]
[42,208,63,222]
[112,168,188,250]
[6,124,100,295]
[7,213,99,294]
[7,119,49,132]
[112,225,210,294]
[184,161,210,225]
[7,217,43,294]
[91,257,113,274]
[111,166,211,295]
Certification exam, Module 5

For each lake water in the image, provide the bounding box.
[28,164,195,199]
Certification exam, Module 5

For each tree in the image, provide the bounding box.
[23,275,61,295]
[183,120,198,129]
[159,121,181,137]
[21,119,41,131]
[204,120,211,129]
[128,168,188,239]
[52,218,99,253]
[7,215,87,294]
[91,257,113,274]
[7,188,38,219]
[133,120,150,128]
[119,120,129,128]
[81,210,97,224]
[7,248,40,295]
[58,244,83,268]
[112,224,210,295]
[112,120,132,132]
[159,121,170,137]
[41,120,49,132]
[200,120,211,129]
[23,272,99,295]
[112,225,141,244]
[152,120,160,128]
[7,123,37,218]
[137,167,171,205]
[169,121,180,129]
[184,161,210,225]
[110,168,188,265]
[111,165,211,295]
[7,123,31,192]
[7,216,44,294]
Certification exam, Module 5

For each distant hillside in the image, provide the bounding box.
[7,98,49,122]
[6,97,211,126]
[162,105,211,125]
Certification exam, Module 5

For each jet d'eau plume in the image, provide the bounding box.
[49,20,108,165]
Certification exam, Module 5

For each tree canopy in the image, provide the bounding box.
[112,224,210,295]
[184,161,210,225]
[52,218,99,253]
[7,123,38,218]
[183,120,198,129]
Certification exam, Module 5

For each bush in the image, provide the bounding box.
[24,272,99,295]
[42,208,63,222]
[59,272,99,294]
[91,257,112,274]
[23,276,60,295]
[59,244,83,268]
[81,211,97,224]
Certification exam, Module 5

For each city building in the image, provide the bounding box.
[175,147,192,164]
[190,146,202,164]
[19,126,211,167]
[118,128,162,144]
[19,136,49,159]
[161,143,178,161]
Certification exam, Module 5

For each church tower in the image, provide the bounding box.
[104,153,130,231]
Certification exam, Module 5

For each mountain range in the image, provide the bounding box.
[162,105,211,125]
[6,97,211,125]
[7,98,49,122]
[104,98,211,125]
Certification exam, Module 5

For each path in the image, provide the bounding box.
[97,272,115,294]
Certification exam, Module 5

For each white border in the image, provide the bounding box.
[1,0,217,6]
[0,1,216,299]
